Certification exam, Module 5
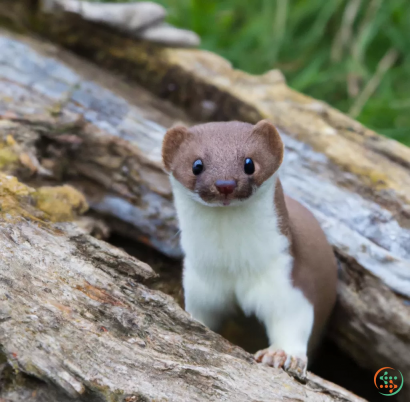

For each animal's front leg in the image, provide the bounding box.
[252,283,314,380]
[183,261,235,332]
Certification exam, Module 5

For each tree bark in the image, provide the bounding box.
[0,173,365,402]
[0,2,410,400]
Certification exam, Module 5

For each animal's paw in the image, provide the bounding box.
[254,348,307,381]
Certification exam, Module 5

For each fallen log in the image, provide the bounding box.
[1,2,410,400]
[0,172,364,401]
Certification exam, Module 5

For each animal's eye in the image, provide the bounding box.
[244,158,255,175]
[192,159,204,175]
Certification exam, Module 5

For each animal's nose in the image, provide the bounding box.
[215,180,237,195]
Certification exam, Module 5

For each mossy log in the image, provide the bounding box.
[0,2,410,400]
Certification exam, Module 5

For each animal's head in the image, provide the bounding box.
[162,120,284,206]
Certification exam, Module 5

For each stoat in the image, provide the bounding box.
[161,120,337,378]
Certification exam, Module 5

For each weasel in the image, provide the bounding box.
[161,120,337,378]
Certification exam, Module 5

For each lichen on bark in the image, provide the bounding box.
[0,172,88,222]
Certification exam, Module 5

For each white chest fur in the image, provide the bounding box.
[170,175,314,357]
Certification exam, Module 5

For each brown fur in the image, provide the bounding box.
[162,120,283,204]
[274,179,337,354]
[274,179,290,238]
[162,125,191,172]
[286,195,338,354]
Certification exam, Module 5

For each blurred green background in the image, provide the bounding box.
[100,0,410,146]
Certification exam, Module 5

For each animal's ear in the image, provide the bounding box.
[162,125,191,172]
[252,120,284,169]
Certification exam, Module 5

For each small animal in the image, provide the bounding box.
[162,120,337,378]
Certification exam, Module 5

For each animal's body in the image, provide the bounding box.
[162,120,337,377]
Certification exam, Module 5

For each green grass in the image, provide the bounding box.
[97,0,410,146]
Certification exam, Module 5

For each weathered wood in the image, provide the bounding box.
[0,173,364,402]
[0,29,189,257]
[1,3,410,400]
